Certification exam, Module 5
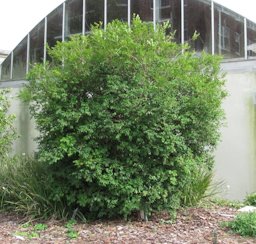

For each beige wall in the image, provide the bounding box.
[6,87,38,156]
[214,60,256,200]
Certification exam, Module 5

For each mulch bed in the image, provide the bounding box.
[0,207,255,243]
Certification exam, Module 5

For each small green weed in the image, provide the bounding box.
[222,212,256,237]
[34,223,48,231]
[21,223,32,229]
[209,198,244,209]
[65,219,79,239]
[67,230,79,239]
[160,219,174,225]
[14,222,48,240]
[14,231,39,239]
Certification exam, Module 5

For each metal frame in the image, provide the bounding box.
[10,52,13,80]
[104,0,107,30]
[211,0,214,55]
[26,33,30,74]
[181,0,184,45]
[153,0,156,31]
[44,17,47,64]
[128,0,131,27]
[244,17,248,60]
[2,0,256,82]
[62,2,66,42]
[82,0,86,35]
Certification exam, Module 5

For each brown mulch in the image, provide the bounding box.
[0,207,255,243]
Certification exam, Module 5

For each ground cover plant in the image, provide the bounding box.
[245,192,256,206]
[222,212,256,237]
[21,17,226,220]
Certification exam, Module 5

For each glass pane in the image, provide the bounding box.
[30,19,45,65]
[184,0,211,53]
[131,0,153,22]
[85,0,104,32]
[155,0,181,43]
[108,0,128,23]
[247,19,256,58]
[47,4,63,50]
[214,3,244,59]
[65,0,83,39]
[1,55,11,81]
[13,37,27,80]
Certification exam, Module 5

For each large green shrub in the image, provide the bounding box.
[22,18,226,219]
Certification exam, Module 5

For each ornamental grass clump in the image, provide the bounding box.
[21,17,226,220]
[0,157,69,220]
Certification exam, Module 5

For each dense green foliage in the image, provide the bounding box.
[245,193,256,206]
[0,89,16,160]
[222,212,256,237]
[22,18,226,219]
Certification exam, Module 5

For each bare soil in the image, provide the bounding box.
[0,206,255,243]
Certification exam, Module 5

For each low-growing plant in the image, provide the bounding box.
[34,223,48,231]
[245,193,256,206]
[14,222,48,240]
[21,223,32,229]
[209,198,244,209]
[14,231,39,239]
[65,220,79,239]
[222,212,256,237]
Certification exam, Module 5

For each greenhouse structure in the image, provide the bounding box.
[1,0,256,81]
[1,0,256,201]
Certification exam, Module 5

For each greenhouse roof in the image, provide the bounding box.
[1,0,256,81]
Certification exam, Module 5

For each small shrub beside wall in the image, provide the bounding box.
[0,89,16,160]
[22,18,226,219]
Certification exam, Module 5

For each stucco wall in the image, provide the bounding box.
[2,85,38,156]
[214,60,256,200]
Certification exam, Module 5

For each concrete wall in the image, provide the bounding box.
[2,60,256,201]
[0,81,38,156]
[214,60,256,200]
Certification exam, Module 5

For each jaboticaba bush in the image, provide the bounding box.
[22,17,226,219]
